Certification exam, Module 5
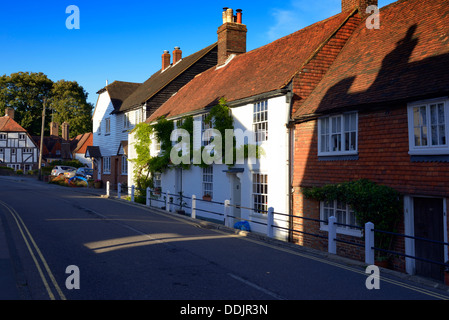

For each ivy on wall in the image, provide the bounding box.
[132,98,263,189]
[302,179,403,258]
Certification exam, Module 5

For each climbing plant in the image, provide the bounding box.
[302,179,403,259]
[132,98,264,184]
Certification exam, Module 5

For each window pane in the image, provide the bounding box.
[439,125,446,145]
[438,104,445,124]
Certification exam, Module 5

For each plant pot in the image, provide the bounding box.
[94,181,102,189]
[375,260,389,269]
[202,195,211,201]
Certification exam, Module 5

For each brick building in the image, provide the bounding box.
[290,0,449,282]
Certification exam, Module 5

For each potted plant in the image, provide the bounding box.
[88,179,94,188]
[202,193,212,201]
[94,179,102,188]
[154,187,161,195]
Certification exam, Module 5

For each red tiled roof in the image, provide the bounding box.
[71,132,93,154]
[148,10,352,122]
[294,0,449,119]
[0,116,27,132]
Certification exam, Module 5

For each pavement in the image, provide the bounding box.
[1,174,448,300]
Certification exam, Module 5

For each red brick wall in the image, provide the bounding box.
[292,105,449,270]
[294,106,449,196]
[98,156,128,190]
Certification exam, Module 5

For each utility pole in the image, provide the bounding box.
[38,98,46,180]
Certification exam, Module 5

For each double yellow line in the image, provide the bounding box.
[0,200,66,300]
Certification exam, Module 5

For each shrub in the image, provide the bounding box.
[302,179,403,258]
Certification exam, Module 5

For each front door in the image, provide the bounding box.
[413,197,445,282]
[231,175,241,225]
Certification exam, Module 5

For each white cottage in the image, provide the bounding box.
[128,7,318,240]
[92,81,142,185]
[92,43,218,188]
[0,107,39,172]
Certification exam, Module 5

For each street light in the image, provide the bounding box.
[38,98,46,180]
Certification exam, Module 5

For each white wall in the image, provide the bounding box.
[127,95,291,240]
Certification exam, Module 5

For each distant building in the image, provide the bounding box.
[0,107,39,172]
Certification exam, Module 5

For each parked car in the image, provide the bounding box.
[51,166,76,176]
[76,167,93,179]
[63,168,77,178]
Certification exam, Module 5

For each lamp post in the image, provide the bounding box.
[38,98,46,180]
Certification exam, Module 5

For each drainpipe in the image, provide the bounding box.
[285,82,294,243]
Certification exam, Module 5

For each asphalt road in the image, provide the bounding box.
[1,175,449,307]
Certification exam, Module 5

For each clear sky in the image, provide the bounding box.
[0,0,397,107]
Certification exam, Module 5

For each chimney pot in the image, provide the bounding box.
[226,8,233,23]
[236,9,242,24]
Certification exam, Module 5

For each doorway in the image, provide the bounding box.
[413,197,445,281]
[231,174,241,225]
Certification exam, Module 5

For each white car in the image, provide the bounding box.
[51,166,76,176]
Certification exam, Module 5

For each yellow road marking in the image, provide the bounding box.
[0,200,66,300]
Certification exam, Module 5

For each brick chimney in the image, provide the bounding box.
[342,0,378,14]
[162,50,171,71]
[50,122,59,136]
[217,8,247,66]
[5,107,14,119]
[173,47,182,65]
[61,122,69,141]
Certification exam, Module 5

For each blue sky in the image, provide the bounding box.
[0,0,396,106]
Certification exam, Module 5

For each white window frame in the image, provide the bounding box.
[252,173,268,215]
[123,112,130,129]
[318,112,358,156]
[202,166,213,198]
[407,97,449,155]
[135,108,142,125]
[201,113,213,147]
[19,133,26,140]
[0,134,6,140]
[103,156,111,174]
[153,172,161,189]
[23,148,32,153]
[121,155,128,175]
[320,200,361,237]
[253,100,268,143]
[105,118,111,135]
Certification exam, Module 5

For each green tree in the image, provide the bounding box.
[49,80,93,137]
[0,72,93,137]
[0,72,53,136]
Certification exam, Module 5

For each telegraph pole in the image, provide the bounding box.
[38,98,46,180]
